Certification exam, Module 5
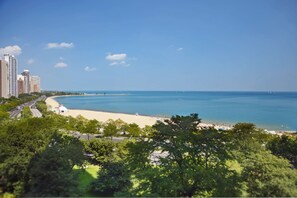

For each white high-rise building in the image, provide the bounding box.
[21,70,30,94]
[0,59,9,98]
[4,54,18,97]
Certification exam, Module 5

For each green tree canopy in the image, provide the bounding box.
[241,150,297,197]
[126,123,142,137]
[103,121,118,139]
[127,114,241,197]
[21,106,32,119]
[90,161,131,196]
[267,135,297,168]
[28,133,85,197]
[83,138,115,165]
[0,118,54,196]
[82,119,102,140]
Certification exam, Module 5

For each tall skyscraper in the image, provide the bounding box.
[0,59,9,98]
[4,54,18,97]
[21,70,30,94]
[30,75,41,93]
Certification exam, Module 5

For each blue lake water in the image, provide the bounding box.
[54,91,297,131]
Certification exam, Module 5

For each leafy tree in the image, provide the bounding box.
[75,115,88,132]
[115,139,131,161]
[229,123,297,196]
[267,135,297,168]
[35,101,48,115]
[142,125,156,137]
[83,138,115,165]
[21,106,32,119]
[90,161,131,196]
[0,94,39,112]
[28,133,85,197]
[103,121,118,139]
[126,123,142,137]
[62,116,78,131]
[127,114,241,197]
[229,123,270,153]
[113,119,125,127]
[241,150,297,196]
[0,118,54,196]
[83,119,101,140]
[0,110,9,121]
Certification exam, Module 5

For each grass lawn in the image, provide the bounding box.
[73,164,100,197]
[2,192,15,198]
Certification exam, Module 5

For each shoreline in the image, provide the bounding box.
[45,96,166,128]
[45,96,232,130]
[45,95,296,133]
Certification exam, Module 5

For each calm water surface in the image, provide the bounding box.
[54,91,297,131]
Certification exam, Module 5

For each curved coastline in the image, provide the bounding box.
[45,96,165,128]
[45,96,232,130]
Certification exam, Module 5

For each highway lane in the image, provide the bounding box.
[30,107,42,118]
[9,95,46,118]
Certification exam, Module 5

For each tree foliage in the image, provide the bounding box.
[126,123,142,137]
[83,119,101,140]
[267,135,297,168]
[127,114,242,197]
[103,121,118,139]
[83,138,115,165]
[0,94,40,112]
[241,150,297,196]
[2,109,297,197]
[0,117,85,197]
[28,133,85,197]
[35,101,48,115]
[21,106,32,119]
[0,118,54,196]
[229,123,297,197]
[90,161,131,196]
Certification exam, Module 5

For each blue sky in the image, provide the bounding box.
[0,0,296,91]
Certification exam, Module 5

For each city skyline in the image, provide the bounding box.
[1,52,41,98]
[0,0,296,91]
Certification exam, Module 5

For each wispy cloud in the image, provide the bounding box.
[27,59,35,64]
[110,61,130,66]
[169,45,184,52]
[106,53,127,61]
[84,66,96,72]
[106,53,131,66]
[177,47,184,51]
[46,42,74,49]
[54,62,68,68]
[0,45,22,56]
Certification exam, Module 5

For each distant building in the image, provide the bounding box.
[0,59,9,98]
[21,70,30,94]
[17,75,24,95]
[4,54,18,97]
[30,75,41,93]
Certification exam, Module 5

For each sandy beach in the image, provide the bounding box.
[45,96,164,128]
[45,96,232,129]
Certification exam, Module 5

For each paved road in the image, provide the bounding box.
[69,131,126,142]
[9,95,46,118]
[30,107,42,117]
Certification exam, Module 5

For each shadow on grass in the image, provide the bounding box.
[73,165,101,197]
[73,165,115,197]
